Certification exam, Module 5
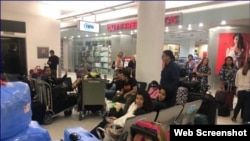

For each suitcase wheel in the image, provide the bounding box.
[64,109,73,117]
[43,112,53,125]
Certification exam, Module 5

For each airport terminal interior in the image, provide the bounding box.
[1,1,250,140]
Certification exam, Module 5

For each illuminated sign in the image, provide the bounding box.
[107,13,182,32]
[78,21,100,33]
[107,21,137,32]
[165,15,180,25]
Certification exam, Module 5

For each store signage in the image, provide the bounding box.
[107,13,182,32]
[107,21,137,32]
[78,21,100,33]
[165,14,181,26]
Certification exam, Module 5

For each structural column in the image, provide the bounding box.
[179,39,196,58]
[136,1,165,84]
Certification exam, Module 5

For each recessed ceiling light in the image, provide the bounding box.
[64,37,67,39]
[199,23,203,27]
[188,24,192,30]
[178,25,182,29]
[85,35,89,37]
[95,34,98,36]
[221,20,226,25]
[77,35,80,38]
[119,31,122,34]
[103,33,106,36]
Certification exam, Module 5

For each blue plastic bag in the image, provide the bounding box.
[2,121,51,141]
[1,81,32,139]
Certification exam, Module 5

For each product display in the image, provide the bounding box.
[77,40,112,75]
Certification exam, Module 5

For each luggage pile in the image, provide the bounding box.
[1,81,51,141]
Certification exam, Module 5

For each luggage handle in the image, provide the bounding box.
[227,81,233,92]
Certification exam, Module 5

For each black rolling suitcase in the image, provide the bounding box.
[31,100,46,124]
[188,92,217,125]
[182,81,200,93]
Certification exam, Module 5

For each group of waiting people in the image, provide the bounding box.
[87,50,182,139]
[184,53,250,123]
[219,56,250,123]
[89,68,177,138]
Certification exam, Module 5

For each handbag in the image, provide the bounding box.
[134,120,169,141]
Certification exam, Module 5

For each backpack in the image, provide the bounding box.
[111,61,115,69]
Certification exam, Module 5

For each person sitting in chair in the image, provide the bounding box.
[41,66,67,88]
[112,69,138,114]
[90,90,153,139]
[152,86,172,111]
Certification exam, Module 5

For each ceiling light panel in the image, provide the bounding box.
[40,1,132,19]
[95,8,137,22]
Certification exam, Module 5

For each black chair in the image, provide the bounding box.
[137,81,147,91]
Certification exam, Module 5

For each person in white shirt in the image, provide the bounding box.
[232,57,250,123]
[90,89,153,138]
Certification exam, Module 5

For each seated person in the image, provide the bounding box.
[105,69,124,100]
[90,89,153,138]
[112,69,138,114]
[41,66,67,87]
[152,86,172,111]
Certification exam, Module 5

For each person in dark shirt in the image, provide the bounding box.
[112,69,138,113]
[3,43,23,82]
[160,50,180,106]
[105,69,124,100]
[47,50,59,77]
[41,66,67,87]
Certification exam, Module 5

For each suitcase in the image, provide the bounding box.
[215,90,225,104]
[224,83,235,109]
[188,92,217,125]
[2,121,51,141]
[194,114,208,125]
[182,81,200,93]
[64,127,99,141]
[31,101,46,124]
[218,104,230,117]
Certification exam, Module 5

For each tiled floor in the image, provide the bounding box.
[41,72,242,140]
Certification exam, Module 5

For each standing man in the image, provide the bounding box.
[160,50,180,107]
[47,50,59,77]
[3,42,23,82]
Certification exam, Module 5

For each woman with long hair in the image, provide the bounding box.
[226,33,245,68]
[90,89,153,138]
[232,57,250,123]
[219,56,238,91]
[152,85,172,111]
[195,57,211,93]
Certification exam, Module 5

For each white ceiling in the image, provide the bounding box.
[2,1,250,45]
